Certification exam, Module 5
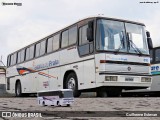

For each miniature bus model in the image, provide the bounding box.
[6,16,153,97]
[37,89,74,106]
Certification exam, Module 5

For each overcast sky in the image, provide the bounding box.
[0,0,160,65]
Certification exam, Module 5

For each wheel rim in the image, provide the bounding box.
[67,77,76,90]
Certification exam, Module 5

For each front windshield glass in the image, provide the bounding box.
[96,19,149,55]
[125,23,149,54]
[96,19,127,52]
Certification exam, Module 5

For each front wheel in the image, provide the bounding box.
[65,73,81,97]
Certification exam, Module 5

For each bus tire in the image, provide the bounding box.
[67,104,70,107]
[57,101,60,106]
[42,101,45,106]
[15,81,23,97]
[65,72,81,97]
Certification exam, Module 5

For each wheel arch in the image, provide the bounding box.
[63,70,78,89]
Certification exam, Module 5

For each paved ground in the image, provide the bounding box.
[0,97,160,120]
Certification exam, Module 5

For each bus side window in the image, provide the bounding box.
[12,53,17,65]
[61,30,69,48]
[17,51,21,63]
[53,34,60,51]
[7,55,11,67]
[21,49,25,62]
[78,24,93,56]
[25,47,30,61]
[47,37,53,53]
[69,26,77,45]
[155,48,160,62]
[35,43,41,57]
[30,45,35,59]
[40,40,46,56]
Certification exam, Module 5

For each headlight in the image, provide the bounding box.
[141,77,151,82]
[105,76,118,81]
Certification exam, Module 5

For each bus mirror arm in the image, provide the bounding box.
[146,31,153,49]
[87,21,94,42]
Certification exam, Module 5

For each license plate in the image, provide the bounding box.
[125,77,134,81]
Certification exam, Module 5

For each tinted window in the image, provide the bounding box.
[79,25,88,45]
[35,43,40,57]
[21,49,25,62]
[7,56,11,66]
[40,40,46,56]
[25,48,30,60]
[47,37,53,53]
[69,26,77,45]
[150,49,153,63]
[155,49,160,62]
[17,51,21,63]
[78,25,93,56]
[53,34,59,51]
[10,55,14,65]
[12,53,17,65]
[61,30,69,48]
[30,45,35,59]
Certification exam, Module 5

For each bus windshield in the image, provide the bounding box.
[63,91,73,98]
[96,19,149,55]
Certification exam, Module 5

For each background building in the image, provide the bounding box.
[0,61,6,94]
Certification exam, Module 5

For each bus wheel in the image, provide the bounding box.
[67,104,70,107]
[57,101,60,106]
[15,81,23,97]
[65,73,81,97]
[42,101,45,106]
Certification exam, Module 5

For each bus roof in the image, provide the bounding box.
[37,89,73,93]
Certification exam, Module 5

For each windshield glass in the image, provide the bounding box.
[62,91,73,98]
[125,23,149,54]
[96,19,149,55]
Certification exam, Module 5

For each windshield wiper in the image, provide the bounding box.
[128,39,143,56]
[126,32,143,56]
[114,35,125,54]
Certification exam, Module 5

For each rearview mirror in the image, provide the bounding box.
[146,31,153,49]
[87,21,93,42]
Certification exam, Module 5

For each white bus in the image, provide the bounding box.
[6,16,153,97]
[37,89,74,106]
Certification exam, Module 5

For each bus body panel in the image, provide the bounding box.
[37,89,74,106]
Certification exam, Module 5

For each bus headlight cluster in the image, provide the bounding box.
[105,76,117,81]
[141,77,151,82]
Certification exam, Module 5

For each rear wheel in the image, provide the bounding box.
[15,81,23,97]
[42,101,45,106]
[57,101,60,106]
[65,72,81,97]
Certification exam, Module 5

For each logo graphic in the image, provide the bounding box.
[127,66,131,71]
[2,112,11,117]
[16,66,57,79]
[43,81,49,88]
